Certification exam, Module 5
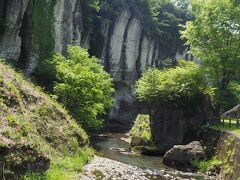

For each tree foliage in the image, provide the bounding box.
[99,0,190,43]
[136,61,208,106]
[136,0,190,38]
[136,0,170,32]
[182,0,240,91]
[53,46,114,130]
[81,0,102,27]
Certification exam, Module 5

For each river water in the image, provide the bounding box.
[91,133,166,170]
[88,133,213,180]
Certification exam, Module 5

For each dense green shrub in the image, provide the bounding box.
[53,46,114,130]
[130,114,151,143]
[136,61,208,106]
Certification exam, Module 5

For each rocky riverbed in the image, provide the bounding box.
[81,156,217,180]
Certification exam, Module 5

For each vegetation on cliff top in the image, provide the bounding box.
[0,60,92,179]
[136,60,208,106]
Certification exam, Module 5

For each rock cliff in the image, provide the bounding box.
[0,0,189,131]
[150,95,217,150]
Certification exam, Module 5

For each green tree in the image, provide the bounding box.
[81,0,101,28]
[182,0,240,97]
[53,46,114,130]
[136,61,208,107]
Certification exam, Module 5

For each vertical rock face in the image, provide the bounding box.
[0,0,83,73]
[0,0,29,60]
[124,17,142,81]
[97,7,164,130]
[0,0,188,131]
[54,0,83,54]
[201,130,240,180]
[109,9,132,81]
[150,95,216,150]
[139,36,151,73]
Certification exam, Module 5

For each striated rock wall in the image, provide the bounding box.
[53,0,83,54]
[0,0,83,75]
[93,5,188,130]
[0,0,29,60]
[0,0,189,131]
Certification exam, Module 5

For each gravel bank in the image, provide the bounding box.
[81,156,216,180]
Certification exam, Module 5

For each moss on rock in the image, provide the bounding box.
[27,0,56,60]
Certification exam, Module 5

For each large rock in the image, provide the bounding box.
[150,95,217,150]
[107,82,137,132]
[163,141,205,169]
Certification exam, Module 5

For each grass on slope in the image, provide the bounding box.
[22,148,94,180]
[0,60,93,179]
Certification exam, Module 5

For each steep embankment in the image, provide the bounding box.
[0,61,90,178]
[0,0,191,130]
[215,132,240,180]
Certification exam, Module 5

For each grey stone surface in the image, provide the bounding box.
[0,0,29,60]
[81,156,216,180]
[163,141,205,168]
[150,95,217,149]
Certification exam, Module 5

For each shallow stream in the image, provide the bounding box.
[89,133,210,180]
[91,133,166,170]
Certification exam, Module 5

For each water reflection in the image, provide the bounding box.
[91,133,167,170]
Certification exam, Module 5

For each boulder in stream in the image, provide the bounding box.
[163,141,205,170]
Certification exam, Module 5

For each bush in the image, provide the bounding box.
[53,46,114,130]
[136,61,208,107]
[130,114,151,143]
[192,156,222,172]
